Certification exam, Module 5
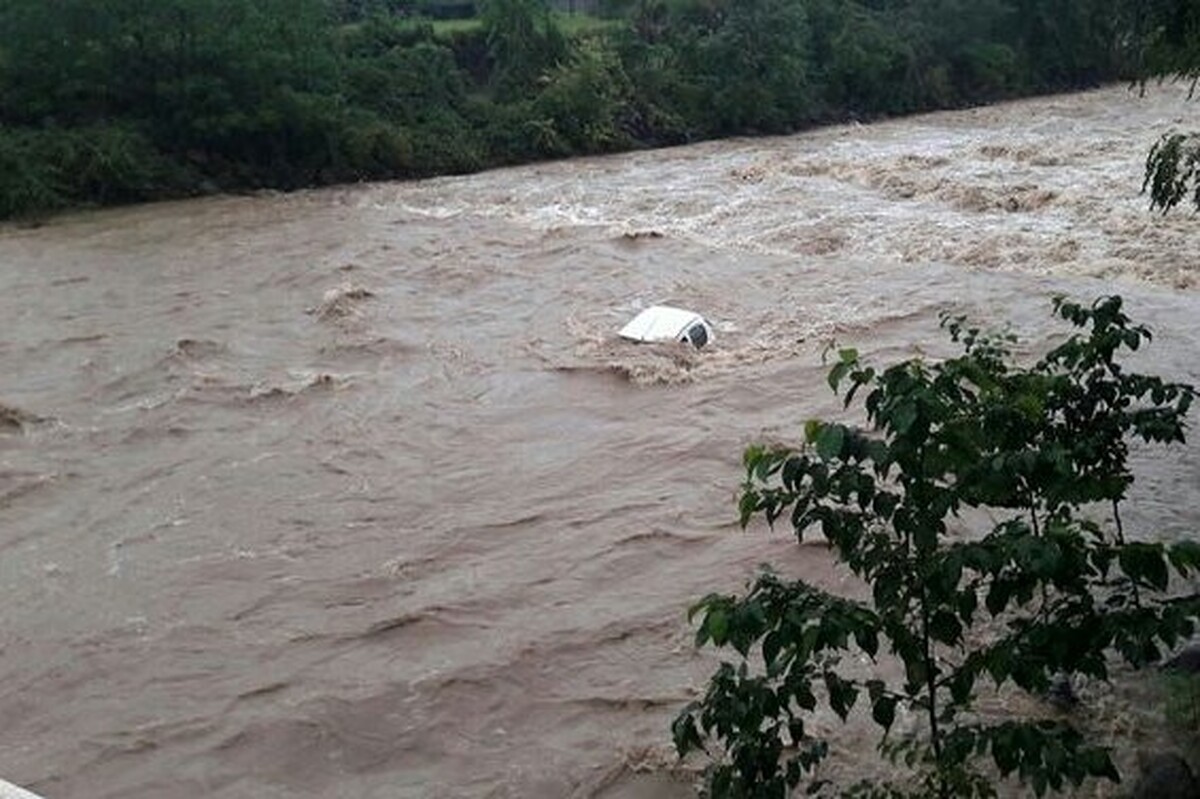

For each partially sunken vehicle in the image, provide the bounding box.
[618,305,714,349]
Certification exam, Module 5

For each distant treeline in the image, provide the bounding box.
[0,0,1190,219]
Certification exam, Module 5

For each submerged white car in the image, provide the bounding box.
[619,305,714,349]
[1,778,45,799]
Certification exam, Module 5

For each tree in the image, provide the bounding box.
[1138,0,1200,212]
[479,0,568,99]
[654,0,814,135]
[674,297,1200,797]
[530,38,636,155]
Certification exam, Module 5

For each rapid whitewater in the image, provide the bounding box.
[1,84,1199,798]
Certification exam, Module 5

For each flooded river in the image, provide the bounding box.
[2,84,1199,798]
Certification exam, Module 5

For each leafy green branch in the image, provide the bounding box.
[674,297,1199,798]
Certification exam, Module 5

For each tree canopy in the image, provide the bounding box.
[0,0,1188,218]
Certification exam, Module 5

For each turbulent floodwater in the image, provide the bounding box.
[2,84,1199,799]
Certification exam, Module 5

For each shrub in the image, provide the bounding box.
[479,0,568,98]
[674,297,1200,798]
[0,124,187,218]
[532,38,635,154]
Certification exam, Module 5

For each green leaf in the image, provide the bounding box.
[824,672,859,720]
[1168,540,1200,577]
[816,425,845,461]
[706,608,729,646]
[794,679,817,711]
[986,646,1013,684]
[763,631,783,669]
[828,361,851,392]
[949,668,975,704]
[893,401,917,434]
[871,695,897,730]
[930,610,963,646]
[873,491,899,519]
[788,719,805,745]
[738,490,759,528]
[855,626,879,658]
[991,726,1018,775]
[957,588,978,623]
[743,443,766,471]
[671,710,703,755]
[1081,748,1120,781]
[986,581,1011,616]
[904,657,927,693]
[1119,543,1170,590]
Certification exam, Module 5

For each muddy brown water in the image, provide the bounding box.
[2,84,1199,798]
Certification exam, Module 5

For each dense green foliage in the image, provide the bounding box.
[0,0,1187,217]
[674,298,1200,797]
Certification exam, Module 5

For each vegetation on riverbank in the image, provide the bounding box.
[0,0,1192,220]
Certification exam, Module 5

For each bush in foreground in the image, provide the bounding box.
[674,296,1200,797]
